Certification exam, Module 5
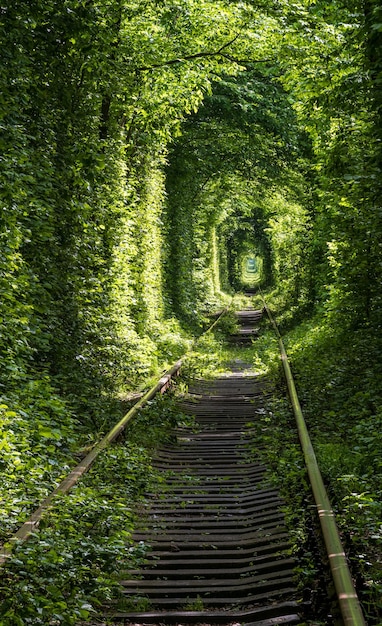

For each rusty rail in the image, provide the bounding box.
[0,303,232,565]
[0,360,182,565]
[261,299,366,626]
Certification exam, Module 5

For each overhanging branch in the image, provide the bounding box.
[136,33,270,71]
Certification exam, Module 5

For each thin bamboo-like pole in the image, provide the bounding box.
[262,300,366,626]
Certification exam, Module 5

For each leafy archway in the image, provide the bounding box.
[164,69,309,315]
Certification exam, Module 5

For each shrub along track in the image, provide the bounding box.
[115,309,303,625]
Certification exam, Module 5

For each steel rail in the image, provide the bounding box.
[0,360,182,565]
[0,304,232,566]
[261,299,366,626]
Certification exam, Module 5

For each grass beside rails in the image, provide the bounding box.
[245,382,336,625]
[0,393,192,626]
[260,290,382,624]
[283,320,382,623]
[0,320,194,542]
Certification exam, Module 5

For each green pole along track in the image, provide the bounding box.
[262,299,366,626]
[0,304,232,566]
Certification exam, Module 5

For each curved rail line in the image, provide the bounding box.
[112,304,366,626]
[0,307,231,565]
[0,299,366,626]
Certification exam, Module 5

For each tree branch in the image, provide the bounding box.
[220,54,273,65]
[136,33,270,72]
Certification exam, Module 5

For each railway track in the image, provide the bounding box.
[0,303,365,625]
[116,309,304,625]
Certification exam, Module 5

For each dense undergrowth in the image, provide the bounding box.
[0,308,220,546]
[0,301,235,625]
[0,298,244,625]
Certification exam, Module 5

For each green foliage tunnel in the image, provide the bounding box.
[1,0,382,622]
